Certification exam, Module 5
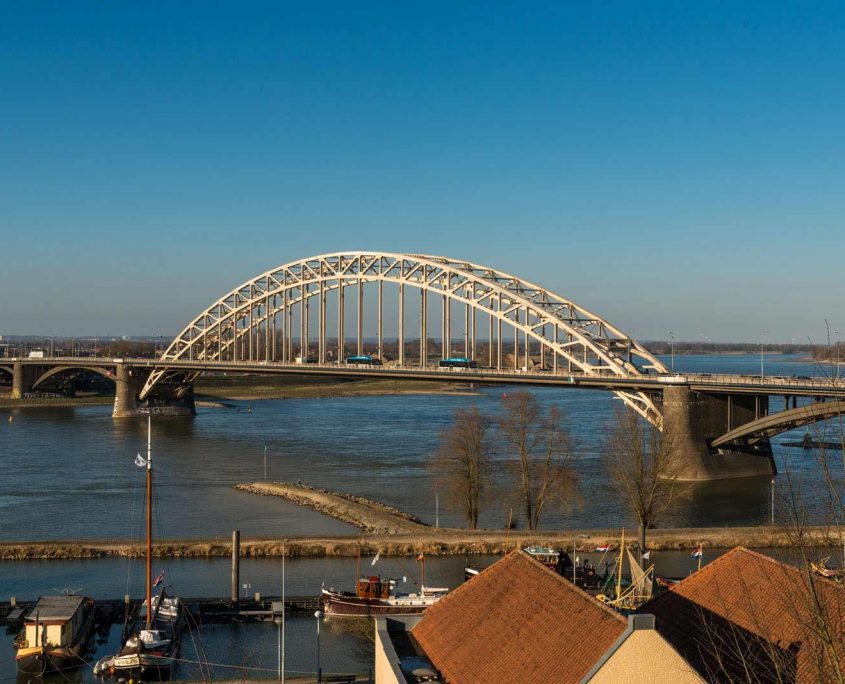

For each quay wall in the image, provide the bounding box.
[0,525,842,561]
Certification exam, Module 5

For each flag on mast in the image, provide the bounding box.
[134,453,148,467]
[371,552,380,566]
[691,546,703,559]
[642,551,651,560]
[152,570,165,587]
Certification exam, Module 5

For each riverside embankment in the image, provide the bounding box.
[2,526,841,561]
[233,482,429,534]
[4,481,841,560]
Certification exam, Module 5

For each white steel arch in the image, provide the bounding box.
[140,252,667,423]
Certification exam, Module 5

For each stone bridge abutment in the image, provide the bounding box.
[662,385,776,480]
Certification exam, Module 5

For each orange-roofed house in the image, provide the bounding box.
[641,546,845,682]
[385,549,702,684]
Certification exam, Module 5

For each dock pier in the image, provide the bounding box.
[1,594,322,631]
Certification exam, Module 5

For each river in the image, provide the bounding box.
[1,354,841,539]
[1,353,843,681]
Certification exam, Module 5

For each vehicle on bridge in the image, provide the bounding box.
[345,354,382,366]
[438,357,478,369]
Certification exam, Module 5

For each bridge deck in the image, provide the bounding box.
[5,356,845,398]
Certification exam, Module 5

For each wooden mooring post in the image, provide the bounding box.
[231,529,240,602]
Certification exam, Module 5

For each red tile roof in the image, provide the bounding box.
[641,546,845,682]
[413,550,628,683]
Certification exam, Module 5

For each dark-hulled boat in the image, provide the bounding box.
[322,575,448,616]
[15,595,96,676]
[110,592,183,680]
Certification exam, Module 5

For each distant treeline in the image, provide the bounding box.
[5,337,838,362]
[643,341,812,355]
[810,343,845,362]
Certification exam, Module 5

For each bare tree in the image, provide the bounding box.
[498,392,578,530]
[604,408,686,552]
[433,406,492,529]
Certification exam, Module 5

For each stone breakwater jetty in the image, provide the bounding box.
[234,481,429,534]
[2,526,844,561]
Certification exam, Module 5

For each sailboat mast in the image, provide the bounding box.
[146,415,152,627]
[616,528,625,601]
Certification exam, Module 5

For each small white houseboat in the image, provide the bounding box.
[15,595,95,675]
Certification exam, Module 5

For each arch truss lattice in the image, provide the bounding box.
[141,252,667,423]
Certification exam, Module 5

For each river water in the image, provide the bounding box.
[1,353,843,681]
[1,354,841,539]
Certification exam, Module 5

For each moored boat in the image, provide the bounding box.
[323,552,448,616]
[15,595,96,676]
[111,593,184,679]
[322,576,448,616]
[98,416,184,680]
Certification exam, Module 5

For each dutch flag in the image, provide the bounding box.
[595,545,609,552]
[691,546,703,559]
[153,570,166,587]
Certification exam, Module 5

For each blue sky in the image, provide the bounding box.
[1,2,843,342]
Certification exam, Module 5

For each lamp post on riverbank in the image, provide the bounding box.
[761,329,768,378]
[278,541,285,682]
[668,330,674,372]
[314,609,323,683]
[770,478,775,526]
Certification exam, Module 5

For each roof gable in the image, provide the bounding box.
[641,546,845,682]
[413,550,627,684]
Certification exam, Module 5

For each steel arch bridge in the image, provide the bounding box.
[140,252,668,423]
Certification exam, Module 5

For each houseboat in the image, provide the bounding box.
[15,595,96,675]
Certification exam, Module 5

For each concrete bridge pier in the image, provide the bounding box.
[10,362,38,399]
[662,385,776,480]
[112,365,196,418]
[112,364,143,417]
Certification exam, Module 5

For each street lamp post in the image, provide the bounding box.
[761,329,768,378]
[668,331,675,372]
[314,609,323,683]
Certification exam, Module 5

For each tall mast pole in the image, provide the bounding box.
[616,528,624,601]
[146,415,152,627]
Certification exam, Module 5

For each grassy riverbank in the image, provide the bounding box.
[1,526,840,561]
[0,395,112,409]
[0,376,477,409]
[194,374,478,400]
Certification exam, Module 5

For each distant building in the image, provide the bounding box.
[641,546,845,682]
[375,549,702,683]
